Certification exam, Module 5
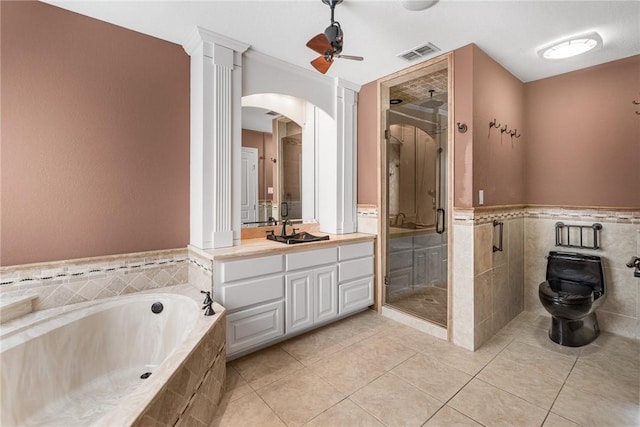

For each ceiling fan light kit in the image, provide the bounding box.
[306,0,364,74]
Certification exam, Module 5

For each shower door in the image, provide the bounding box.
[384,98,448,326]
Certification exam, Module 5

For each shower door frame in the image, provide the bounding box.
[374,53,454,337]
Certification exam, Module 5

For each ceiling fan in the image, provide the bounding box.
[306,0,364,74]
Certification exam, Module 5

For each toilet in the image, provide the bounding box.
[538,251,606,347]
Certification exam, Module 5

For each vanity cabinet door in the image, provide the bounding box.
[227,300,284,355]
[314,265,338,324]
[285,271,314,334]
[339,276,374,315]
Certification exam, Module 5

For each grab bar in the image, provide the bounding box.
[436,208,445,234]
[493,220,504,252]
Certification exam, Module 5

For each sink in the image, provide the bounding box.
[266,231,330,244]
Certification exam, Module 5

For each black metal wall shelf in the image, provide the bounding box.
[555,222,602,250]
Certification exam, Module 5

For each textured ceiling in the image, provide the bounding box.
[44,1,640,85]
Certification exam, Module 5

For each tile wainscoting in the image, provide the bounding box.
[524,206,640,339]
[452,207,525,350]
[0,249,189,313]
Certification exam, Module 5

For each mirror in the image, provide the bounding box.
[241,103,312,228]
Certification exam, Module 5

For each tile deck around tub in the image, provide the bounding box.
[211,310,640,427]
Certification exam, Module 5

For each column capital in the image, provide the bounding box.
[183,26,250,57]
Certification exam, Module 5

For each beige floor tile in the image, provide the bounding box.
[449,379,548,427]
[477,354,564,410]
[419,337,494,375]
[350,373,443,427]
[552,383,640,427]
[391,353,472,402]
[501,341,577,380]
[512,323,584,357]
[423,405,483,426]
[542,412,582,427]
[230,345,304,389]
[256,369,345,427]
[211,391,285,427]
[348,332,417,371]
[304,398,384,427]
[380,322,440,353]
[224,365,253,403]
[589,331,640,359]
[309,349,386,395]
[280,328,346,365]
[564,359,639,403]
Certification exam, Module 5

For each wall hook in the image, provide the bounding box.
[514,129,521,138]
[500,125,508,133]
[456,122,468,133]
[489,119,501,129]
[633,100,640,105]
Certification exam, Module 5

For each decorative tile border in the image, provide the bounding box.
[0,249,189,312]
[524,206,640,224]
[453,205,640,226]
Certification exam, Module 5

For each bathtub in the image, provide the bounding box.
[0,285,226,426]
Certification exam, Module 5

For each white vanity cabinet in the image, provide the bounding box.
[338,242,374,314]
[285,247,338,334]
[214,239,374,358]
[213,255,285,356]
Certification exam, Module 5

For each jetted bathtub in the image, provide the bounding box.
[0,285,225,426]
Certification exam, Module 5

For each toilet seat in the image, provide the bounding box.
[539,279,594,305]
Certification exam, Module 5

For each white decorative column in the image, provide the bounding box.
[183,28,249,249]
[320,79,360,234]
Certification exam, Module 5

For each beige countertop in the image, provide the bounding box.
[194,232,377,262]
[388,226,437,238]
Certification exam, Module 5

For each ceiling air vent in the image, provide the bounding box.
[397,42,440,61]
[265,110,279,116]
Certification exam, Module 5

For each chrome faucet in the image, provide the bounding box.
[395,213,406,226]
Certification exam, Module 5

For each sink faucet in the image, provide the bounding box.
[395,213,406,226]
[281,219,291,237]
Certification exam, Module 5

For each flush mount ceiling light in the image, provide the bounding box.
[538,32,603,60]
[401,1,439,11]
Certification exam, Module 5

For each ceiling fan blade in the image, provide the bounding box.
[311,56,333,74]
[306,34,332,55]
[336,54,364,61]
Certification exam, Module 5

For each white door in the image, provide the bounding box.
[241,147,258,226]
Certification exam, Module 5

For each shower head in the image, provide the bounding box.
[420,89,445,108]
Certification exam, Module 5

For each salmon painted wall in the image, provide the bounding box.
[357,81,378,205]
[454,44,525,208]
[1,1,190,266]
[524,55,640,208]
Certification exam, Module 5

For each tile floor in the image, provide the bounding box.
[212,310,640,427]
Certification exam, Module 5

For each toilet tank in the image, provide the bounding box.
[546,251,605,293]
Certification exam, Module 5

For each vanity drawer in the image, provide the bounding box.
[220,254,283,282]
[219,275,284,311]
[339,257,374,282]
[338,276,373,314]
[338,241,374,261]
[227,300,284,356]
[286,247,337,271]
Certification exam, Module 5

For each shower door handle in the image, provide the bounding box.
[436,208,445,234]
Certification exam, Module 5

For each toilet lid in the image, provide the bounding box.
[539,279,594,305]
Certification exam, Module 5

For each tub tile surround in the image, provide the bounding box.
[135,310,227,427]
[0,249,190,314]
[1,284,227,427]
